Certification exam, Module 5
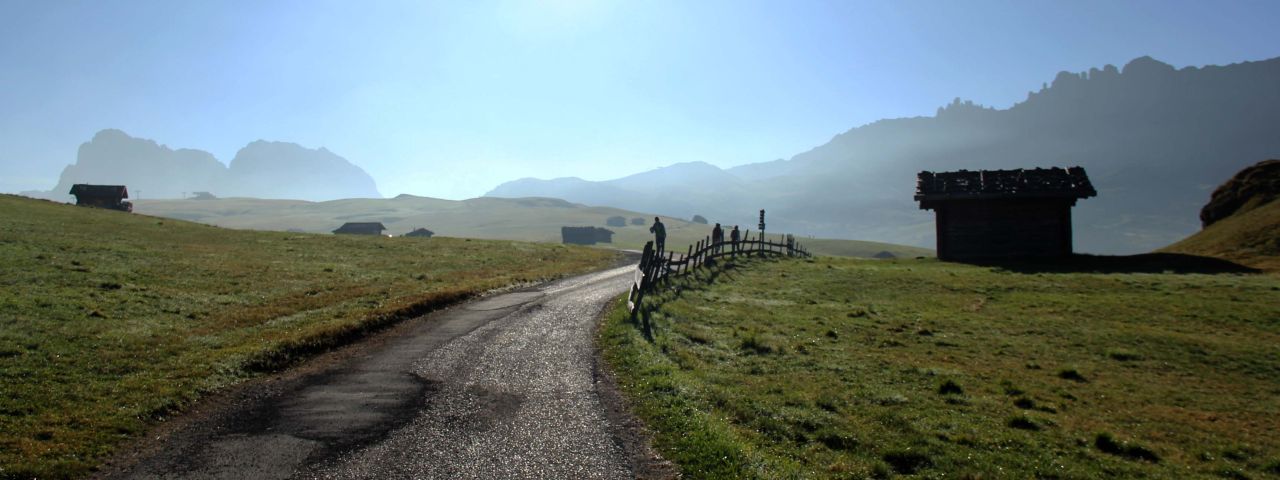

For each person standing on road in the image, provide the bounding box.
[730,225,741,254]
[649,216,666,255]
[711,223,724,254]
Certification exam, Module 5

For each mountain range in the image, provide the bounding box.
[487,56,1280,254]
[29,129,381,202]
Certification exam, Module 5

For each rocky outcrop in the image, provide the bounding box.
[1200,159,1280,227]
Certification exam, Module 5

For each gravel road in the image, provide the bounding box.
[103,264,672,479]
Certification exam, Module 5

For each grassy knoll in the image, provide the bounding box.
[802,238,933,259]
[0,194,616,479]
[601,256,1280,478]
[131,195,929,258]
[1162,198,1280,271]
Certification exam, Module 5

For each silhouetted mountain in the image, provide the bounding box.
[485,56,1280,254]
[38,130,381,201]
[488,161,751,222]
[49,129,227,200]
[223,140,381,200]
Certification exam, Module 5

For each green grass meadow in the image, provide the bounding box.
[0,194,617,479]
[601,256,1280,478]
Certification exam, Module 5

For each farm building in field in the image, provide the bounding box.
[561,226,614,245]
[332,222,386,235]
[403,227,434,238]
[69,184,132,212]
[915,167,1096,261]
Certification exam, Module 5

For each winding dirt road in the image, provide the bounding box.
[102,264,672,479]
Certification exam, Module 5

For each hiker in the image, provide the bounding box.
[649,216,666,254]
[711,223,723,254]
[730,225,741,254]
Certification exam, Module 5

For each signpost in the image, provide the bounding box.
[758,209,766,256]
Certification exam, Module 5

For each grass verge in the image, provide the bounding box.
[0,194,617,479]
[600,255,1279,478]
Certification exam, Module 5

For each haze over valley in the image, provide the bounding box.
[489,55,1280,254]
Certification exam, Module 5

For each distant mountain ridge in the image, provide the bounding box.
[485,55,1280,254]
[34,129,381,201]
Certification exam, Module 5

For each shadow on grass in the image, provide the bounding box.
[968,253,1259,274]
[633,257,759,342]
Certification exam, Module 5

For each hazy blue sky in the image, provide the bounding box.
[2,0,1279,199]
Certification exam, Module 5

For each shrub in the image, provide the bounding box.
[882,449,932,474]
[1095,432,1160,462]
[1107,349,1143,361]
[691,214,708,224]
[938,379,964,395]
[1007,415,1040,431]
[1058,368,1088,382]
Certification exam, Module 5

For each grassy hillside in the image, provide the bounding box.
[602,257,1279,478]
[803,237,934,259]
[1161,198,1280,271]
[0,194,617,479]
[132,195,931,258]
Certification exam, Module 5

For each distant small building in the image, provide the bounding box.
[561,226,614,245]
[915,167,1096,261]
[332,222,386,235]
[69,184,132,212]
[403,227,435,238]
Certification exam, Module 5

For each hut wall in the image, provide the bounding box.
[934,199,1072,260]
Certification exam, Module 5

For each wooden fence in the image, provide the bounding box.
[626,231,810,316]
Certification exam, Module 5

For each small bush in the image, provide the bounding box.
[1013,397,1036,409]
[818,431,858,451]
[1007,415,1040,431]
[815,394,843,412]
[938,379,964,395]
[1001,380,1025,395]
[882,449,932,474]
[739,334,774,354]
[1262,459,1280,475]
[1058,368,1088,382]
[1095,432,1160,463]
[1107,349,1143,361]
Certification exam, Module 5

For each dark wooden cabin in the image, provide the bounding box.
[69,184,132,212]
[561,226,614,245]
[403,227,434,238]
[915,167,1096,261]
[332,222,386,235]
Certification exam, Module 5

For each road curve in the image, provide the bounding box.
[105,264,665,479]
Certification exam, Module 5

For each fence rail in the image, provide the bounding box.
[626,231,810,315]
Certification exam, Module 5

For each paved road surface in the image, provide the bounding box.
[105,265,666,479]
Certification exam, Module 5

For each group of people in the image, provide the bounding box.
[648,216,742,256]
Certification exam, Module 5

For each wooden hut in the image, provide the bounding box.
[915,167,1096,261]
[403,228,434,238]
[561,226,614,245]
[332,222,386,235]
[69,184,132,212]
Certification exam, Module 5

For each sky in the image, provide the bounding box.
[2,0,1279,199]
